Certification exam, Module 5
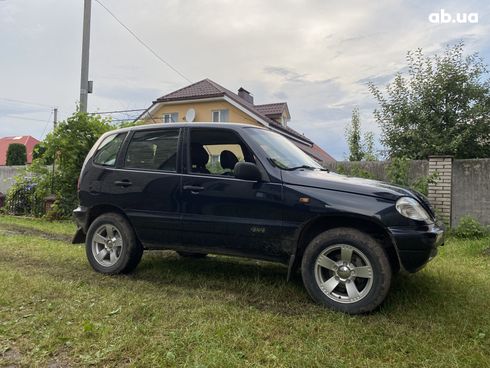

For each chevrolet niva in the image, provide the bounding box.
[73,123,444,314]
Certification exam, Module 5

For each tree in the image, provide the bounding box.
[42,111,113,216]
[13,110,113,218]
[346,107,363,161]
[32,142,51,163]
[369,42,490,159]
[6,143,27,165]
[345,107,377,161]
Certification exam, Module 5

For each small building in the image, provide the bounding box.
[0,135,40,165]
[137,79,335,163]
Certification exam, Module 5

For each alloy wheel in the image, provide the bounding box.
[314,244,374,304]
[91,224,123,267]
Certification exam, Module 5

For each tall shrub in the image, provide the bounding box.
[6,143,27,166]
[43,111,113,216]
[9,111,113,218]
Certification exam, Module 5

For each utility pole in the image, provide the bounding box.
[79,0,92,113]
[51,107,58,194]
[53,108,58,129]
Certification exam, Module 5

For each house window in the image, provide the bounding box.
[211,109,229,122]
[163,112,179,123]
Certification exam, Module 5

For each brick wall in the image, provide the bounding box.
[427,156,453,225]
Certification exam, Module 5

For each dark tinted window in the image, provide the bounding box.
[93,133,126,167]
[124,129,180,171]
[189,129,254,176]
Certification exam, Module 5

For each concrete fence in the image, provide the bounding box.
[451,159,490,227]
[0,166,26,194]
[324,157,490,227]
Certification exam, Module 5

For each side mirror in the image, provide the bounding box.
[234,162,261,181]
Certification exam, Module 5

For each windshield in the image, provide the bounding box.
[247,128,324,170]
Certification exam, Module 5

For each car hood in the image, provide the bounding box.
[281,170,414,201]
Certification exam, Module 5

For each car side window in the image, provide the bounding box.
[124,129,180,171]
[93,133,126,167]
[189,128,254,176]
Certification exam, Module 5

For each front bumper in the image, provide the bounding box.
[388,221,445,273]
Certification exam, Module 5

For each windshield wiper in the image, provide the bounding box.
[268,158,328,171]
[283,165,327,171]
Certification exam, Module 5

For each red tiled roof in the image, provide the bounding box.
[293,141,336,163]
[0,135,40,165]
[311,144,336,162]
[156,79,225,101]
[255,103,287,116]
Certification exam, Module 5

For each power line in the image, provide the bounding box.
[89,108,146,115]
[94,0,192,83]
[0,97,54,109]
[109,118,142,122]
[4,115,51,122]
[40,111,54,139]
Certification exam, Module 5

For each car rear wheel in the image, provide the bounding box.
[86,213,143,274]
[301,227,392,314]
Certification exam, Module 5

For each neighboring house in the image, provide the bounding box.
[137,79,335,163]
[0,135,40,165]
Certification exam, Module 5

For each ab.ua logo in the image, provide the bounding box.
[429,9,478,24]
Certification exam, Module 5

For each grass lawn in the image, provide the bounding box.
[0,215,489,367]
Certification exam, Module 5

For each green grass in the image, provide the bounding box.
[0,215,75,237]
[0,215,489,367]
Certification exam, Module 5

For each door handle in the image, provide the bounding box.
[183,185,204,193]
[114,180,132,187]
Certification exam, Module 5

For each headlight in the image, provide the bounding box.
[395,197,431,221]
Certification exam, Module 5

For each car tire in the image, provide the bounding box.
[177,251,208,259]
[86,213,143,274]
[301,227,392,314]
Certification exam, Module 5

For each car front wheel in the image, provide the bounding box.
[86,213,143,274]
[301,227,392,314]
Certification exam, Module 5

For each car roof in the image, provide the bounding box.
[109,122,267,135]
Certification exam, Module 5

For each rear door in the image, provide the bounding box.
[106,128,183,247]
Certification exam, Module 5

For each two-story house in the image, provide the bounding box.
[137,79,335,163]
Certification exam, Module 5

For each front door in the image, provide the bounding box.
[180,128,289,261]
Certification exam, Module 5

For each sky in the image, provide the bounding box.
[1,0,489,160]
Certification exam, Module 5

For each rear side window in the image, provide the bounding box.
[93,133,126,167]
[124,129,180,171]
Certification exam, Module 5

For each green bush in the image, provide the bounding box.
[5,172,47,216]
[452,216,489,239]
[386,157,410,186]
[7,110,113,218]
[335,163,374,179]
[6,143,27,166]
[41,111,113,217]
[386,157,437,195]
[32,142,53,164]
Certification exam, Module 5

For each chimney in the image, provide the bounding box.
[238,87,254,104]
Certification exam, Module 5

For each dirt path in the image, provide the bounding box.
[0,223,72,243]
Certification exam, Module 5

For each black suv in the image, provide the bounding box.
[73,123,444,314]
